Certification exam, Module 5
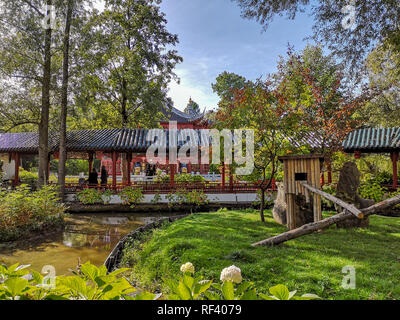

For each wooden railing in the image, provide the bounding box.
[65,181,277,194]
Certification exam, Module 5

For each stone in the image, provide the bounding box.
[335,161,372,229]
[272,182,287,225]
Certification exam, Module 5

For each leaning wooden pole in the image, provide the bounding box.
[252,194,400,247]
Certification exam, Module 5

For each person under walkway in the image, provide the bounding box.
[88,168,98,186]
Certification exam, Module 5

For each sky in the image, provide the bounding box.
[93,0,316,113]
[159,0,316,112]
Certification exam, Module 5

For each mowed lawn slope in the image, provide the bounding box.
[122,209,400,300]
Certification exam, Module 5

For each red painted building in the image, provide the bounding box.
[100,103,211,175]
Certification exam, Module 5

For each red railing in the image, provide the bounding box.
[65,181,277,194]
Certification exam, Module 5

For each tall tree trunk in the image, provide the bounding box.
[121,78,129,184]
[38,1,53,188]
[260,187,265,222]
[58,0,74,201]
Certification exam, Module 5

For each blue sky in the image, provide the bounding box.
[159,0,316,112]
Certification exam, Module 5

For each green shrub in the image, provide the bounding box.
[154,173,206,183]
[18,168,38,190]
[0,262,319,301]
[359,179,387,202]
[77,188,103,205]
[0,262,155,300]
[0,185,65,241]
[119,187,144,208]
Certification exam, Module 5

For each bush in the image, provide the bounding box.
[359,178,387,202]
[154,173,206,183]
[0,185,66,241]
[18,168,38,190]
[0,262,319,301]
[119,187,144,207]
[76,188,103,205]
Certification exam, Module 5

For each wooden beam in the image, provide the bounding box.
[252,194,400,247]
[300,182,364,219]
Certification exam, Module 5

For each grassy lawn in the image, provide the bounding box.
[121,208,400,300]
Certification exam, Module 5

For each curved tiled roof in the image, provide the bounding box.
[342,127,400,152]
[0,128,214,153]
[160,106,205,123]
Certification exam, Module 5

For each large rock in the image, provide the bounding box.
[272,182,313,227]
[294,194,314,228]
[272,182,287,225]
[335,161,372,228]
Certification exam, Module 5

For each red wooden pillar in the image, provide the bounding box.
[88,152,93,173]
[14,152,20,186]
[327,162,332,184]
[169,163,175,188]
[321,172,325,187]
[391,152,398,189]
[188,162,192,174]
[112,151,117,189]
[229,165,233,191]
[221,162,225,189]
[47,154,51,181]
[126,153,132,186]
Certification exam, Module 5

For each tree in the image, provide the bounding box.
[361,42,400,127]
[212,71,247,110]
[232,0,400,76]
[0,0,62,186]
[58,0,75,201]
[75,0,182,182]
[184,98,200,115]
[274,45,370,182]
[214,78,301,222]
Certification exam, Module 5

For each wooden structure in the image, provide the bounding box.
[0,128,279,194]
[342,127,400,190]
[279,154,324,230]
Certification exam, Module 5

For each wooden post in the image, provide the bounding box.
[321,172,325,186]
[88,152,93,173]
[14,152,20,186]
[391,152,398,189]
[112,151,117,189]
[327,162,332,184]
[126,153,132,186]
[229,165,233,191]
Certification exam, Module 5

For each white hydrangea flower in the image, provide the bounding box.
[220,265,242,284]
[180,262,195,274]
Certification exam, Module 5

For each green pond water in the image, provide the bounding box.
[0,213,175,276]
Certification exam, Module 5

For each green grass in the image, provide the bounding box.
[121,208,400,300]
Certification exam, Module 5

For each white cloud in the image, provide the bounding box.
[167,67,219,112]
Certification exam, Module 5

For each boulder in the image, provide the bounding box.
[335,162,372,228]
[272,182,287,225]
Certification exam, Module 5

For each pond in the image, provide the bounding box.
[0,212,176,276]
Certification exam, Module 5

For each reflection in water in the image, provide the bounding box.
[0,213,174,275]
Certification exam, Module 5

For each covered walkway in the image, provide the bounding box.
[0,128,271,193]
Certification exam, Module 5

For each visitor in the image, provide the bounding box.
[88,168,98,186]
[100,165,108,186]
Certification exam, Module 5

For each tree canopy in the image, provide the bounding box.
[232,0,400,76]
